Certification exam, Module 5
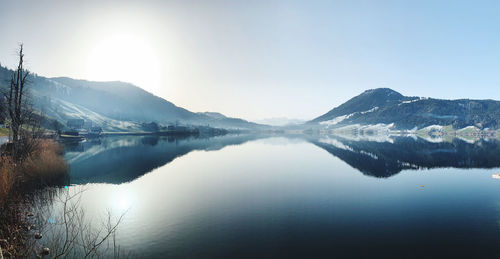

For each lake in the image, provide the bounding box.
[59,134,500,258]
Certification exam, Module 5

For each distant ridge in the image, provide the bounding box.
[311,88,500,129]
[0,66,267,131]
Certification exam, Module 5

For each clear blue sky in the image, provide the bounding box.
[1,0,499,121]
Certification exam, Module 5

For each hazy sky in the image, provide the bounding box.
[1,0,500,121]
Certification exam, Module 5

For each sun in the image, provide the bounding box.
[85,33,161,93]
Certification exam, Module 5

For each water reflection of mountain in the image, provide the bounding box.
[311,136,500,178]
[64,134,263,184]
[65,134,500,183]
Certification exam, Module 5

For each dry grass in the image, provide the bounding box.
[0,139,68,202]
[0,157,15,204]
[20,139,68,187]
[0,139,68,257]
[0,128,9,137]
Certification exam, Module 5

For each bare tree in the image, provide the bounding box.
[1,44,42,161]
[7,44,29,144]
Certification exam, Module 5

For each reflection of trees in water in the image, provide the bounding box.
[311,136,500,178]
[4,134,258,257]
[64,134,500,181]
[141,136,159,146]
[64,134,264,184]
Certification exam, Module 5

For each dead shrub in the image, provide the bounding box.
[19,139,68,187]
[0,139,68,201]
[0,156,16,203]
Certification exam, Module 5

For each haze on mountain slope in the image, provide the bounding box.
[0,66,266,131]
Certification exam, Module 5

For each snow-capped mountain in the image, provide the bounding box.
[311,88,500,129]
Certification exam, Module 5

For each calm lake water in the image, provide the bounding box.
[60,134,500,258]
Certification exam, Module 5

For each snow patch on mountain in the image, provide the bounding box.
[359,107,379,114]
[319,107,379,126]
[46,98,142,131]
[327,123,396,143]
[319,114,351,125]
[332,123,395,133]
[398,97,426,106]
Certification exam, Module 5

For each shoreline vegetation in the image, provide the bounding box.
[0,139,68,258]
[0,45,69,258]
[0,44,242,258]
[0,45,129,258]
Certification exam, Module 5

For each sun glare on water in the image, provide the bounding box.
[85,33,161,93]
[108,186,137,214]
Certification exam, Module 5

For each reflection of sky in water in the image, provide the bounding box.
[62,137,500,258]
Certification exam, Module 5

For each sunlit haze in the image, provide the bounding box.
[1,0,500,121]
[2,2,500,257]
[85,33,161,93]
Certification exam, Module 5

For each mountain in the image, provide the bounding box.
[0,66,266,131]
[196,112,264,129]
[311,88,500,130]
[255,117,306,127]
